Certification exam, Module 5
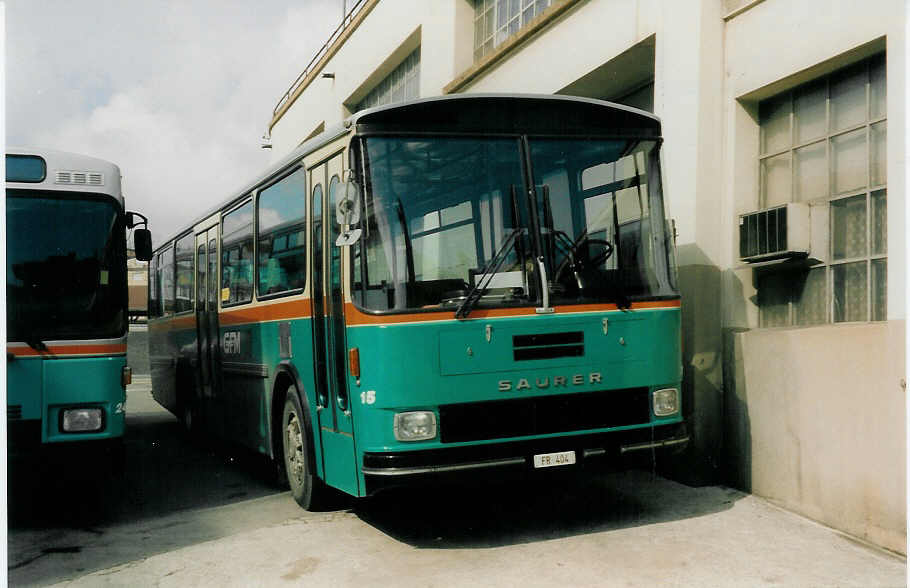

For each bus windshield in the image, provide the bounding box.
[528,137,675,305]
[356,136,532,312]
[6,191,126,341]
[355,135,676,313]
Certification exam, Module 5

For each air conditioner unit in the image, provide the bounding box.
[739,203,811,263]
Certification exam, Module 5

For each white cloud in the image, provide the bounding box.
[7,0,343,243]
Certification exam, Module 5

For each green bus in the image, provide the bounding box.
[6,148,152,461]
[148,95,686,509]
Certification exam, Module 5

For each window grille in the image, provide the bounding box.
[354,48,420,113]
[757,54,886,326]
[473,0,554,62]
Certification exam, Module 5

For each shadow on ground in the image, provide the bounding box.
[355,468,744,549]
[8,406,290,585]
[8,413,283,532]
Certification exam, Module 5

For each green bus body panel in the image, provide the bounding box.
[439,312,652,376]
[7,358,43,421]
[7,355,126,443]
[343,307,681,496]
[219,316,357,495]
[154,306,680,499]
[219,318,319,460]
[150,315,330,477]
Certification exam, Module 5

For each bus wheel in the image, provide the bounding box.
[282,390,328,510]
[182,401,194,433]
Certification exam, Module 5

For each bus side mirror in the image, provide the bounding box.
[335,177,362,226]
[134,228,153,261]
[335,176,363,246]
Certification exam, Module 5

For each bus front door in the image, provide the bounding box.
[309,154,358,495]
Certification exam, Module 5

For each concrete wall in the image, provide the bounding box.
[720,0,907,554]
[724,322,906,553]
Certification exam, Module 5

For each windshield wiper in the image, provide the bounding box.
[455,227,522,319]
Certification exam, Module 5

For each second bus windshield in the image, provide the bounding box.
[356,135,674,312]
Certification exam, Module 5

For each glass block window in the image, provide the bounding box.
[473,0,555,62]
[757,54,886,326]
[354,48,420,113]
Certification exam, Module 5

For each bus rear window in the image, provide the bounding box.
[6,155,46,183]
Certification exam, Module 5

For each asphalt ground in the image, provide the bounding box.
[7,333,905,586]
[9,382,906,587]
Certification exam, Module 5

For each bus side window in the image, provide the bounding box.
[196,241,206,309]
[221,200,254,305]
[257,168,307,297]
[208,238,217,307]
[161,245,175,316]
[149,254,160,318]
[174,233,194,313]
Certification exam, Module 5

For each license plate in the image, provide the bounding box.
[533,450,576,469]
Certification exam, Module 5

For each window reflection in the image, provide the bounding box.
[257,168,307,297]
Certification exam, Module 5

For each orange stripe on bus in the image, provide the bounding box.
[147,299,313,329]
[8,343,127,357]
[344,299,681,326]
[148,316,195,332]
[219,298,313,325]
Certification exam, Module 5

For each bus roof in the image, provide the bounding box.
[350,93,662,136]
[155,94,662,249]
[6,147,123,204]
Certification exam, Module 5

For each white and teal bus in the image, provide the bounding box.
[6,148,151,463]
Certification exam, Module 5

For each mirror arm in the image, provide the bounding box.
[126,210,149,229]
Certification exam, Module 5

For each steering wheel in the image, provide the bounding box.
[578,239,614,269]
[553,237,614,287]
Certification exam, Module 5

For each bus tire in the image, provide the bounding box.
[182,399,195,434]
[282,390,328,510]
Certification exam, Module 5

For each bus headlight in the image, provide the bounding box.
[394,411,437,441]
[653,388,679,417]
[62,408,104,432]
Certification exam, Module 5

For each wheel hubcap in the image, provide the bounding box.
[286,413,305,483]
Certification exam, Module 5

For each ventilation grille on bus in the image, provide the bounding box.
[438,388,650,443]
[7,405,22,420]
[513,331,584,361]
[55,170,105,186]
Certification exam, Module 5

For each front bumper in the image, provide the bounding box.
[362,421,688,495]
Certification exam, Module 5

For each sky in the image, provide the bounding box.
[5,0,344,243]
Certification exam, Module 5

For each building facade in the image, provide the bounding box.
[266,0,906,553]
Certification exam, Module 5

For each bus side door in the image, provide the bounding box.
[196,225,224,437]
[309,153,358,495]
